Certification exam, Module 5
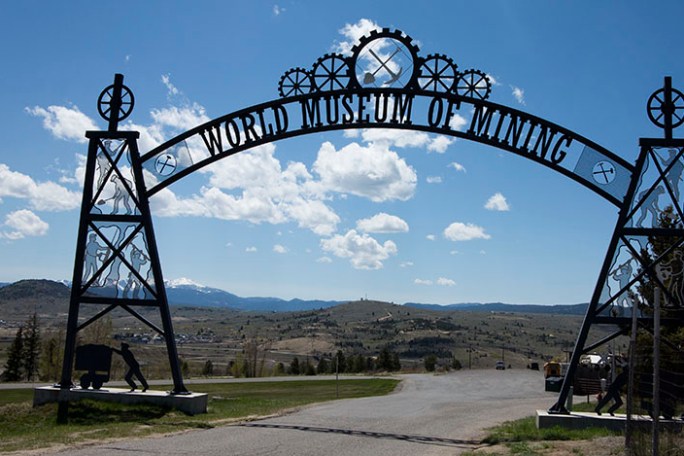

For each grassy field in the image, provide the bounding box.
[0,378,399,453]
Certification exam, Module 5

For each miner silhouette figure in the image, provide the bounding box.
[112,343,149,392]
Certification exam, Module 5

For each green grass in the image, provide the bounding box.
[0,378,399,453]
[482,416,619,445]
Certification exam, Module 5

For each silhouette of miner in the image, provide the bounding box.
[595,365,628,416]
[112,343,149,392]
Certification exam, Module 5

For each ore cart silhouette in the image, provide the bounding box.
[75,344,112,390]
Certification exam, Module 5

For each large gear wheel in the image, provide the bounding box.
[647,86,684,130]
[417,54,458,93]
[278,67,314,98]
[349,28,420,89]
[97,83,134,122]
[312,53,351,92]
[455,69,492,100]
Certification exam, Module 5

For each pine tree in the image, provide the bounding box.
[2,326,24,381]
[22,312,41,382]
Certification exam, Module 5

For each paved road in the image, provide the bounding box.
[52,370,556,456]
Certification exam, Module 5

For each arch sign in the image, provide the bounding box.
[141,29,632,206]
[58,28,684,416]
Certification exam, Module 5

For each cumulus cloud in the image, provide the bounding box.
[511,85,526,105]
[437,277,456,286]
[400,261,414,268]
[317,256,332,263]
[426,234,436,241]
[0,164,81,211]
[450,162,466,173]
[414,279,433,286]
[245,246,257,252]
[449,114,468,131]
[485,192,510,211]
[356,213,409,233]
[443,222,491,241]
[320,229,397,270]
[312,141,417,202]
[273,4,285,15]
[273,244,288,254]
[1,210,49,240]
[426,176,442,184]
[334,18,381,55]
[357,129,453,153]
[26,105,99,143]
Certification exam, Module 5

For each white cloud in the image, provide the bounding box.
[487,74,500,86]
[161,74,180,96]
[150,104,210,131]
[26,105,99,143]
[443,222,491,241]
[0,164,81,211]
[450,250,459,255]
[317,256,333,263]
[273,4,285,15]
[313,141,417,202]
[449,114,468,131]
[400,261,414,268]
[427,135,454,153]
[450,162,466,173]
[485,192,510,211]
[511,85,526,105]
[273,244,288,254]
[426,176,442,184]
[245,246,257,252]
[426,234,436,241]
[414,279,433,286]
[437,277,456,287]
[1,210,49,240]
[356,213,409,233]
[334,18,381,55]
[320,229,397,270]
[357,129,453,153]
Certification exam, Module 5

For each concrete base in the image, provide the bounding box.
[33,386,208,415]
[537,410,683,433]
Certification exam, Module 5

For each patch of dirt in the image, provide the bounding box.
[470,436,624,455]
[271,336,334,353]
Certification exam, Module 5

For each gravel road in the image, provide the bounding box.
[50,369,557,456]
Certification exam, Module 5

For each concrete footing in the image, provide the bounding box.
[33,386,208,415]
[537,410,683,433]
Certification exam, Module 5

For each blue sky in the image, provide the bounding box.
[1,1,682,305]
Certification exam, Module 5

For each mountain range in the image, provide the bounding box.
[0,279,589,315]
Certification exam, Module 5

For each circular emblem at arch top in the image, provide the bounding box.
[349,29,420,89]
[592,160,616,185]
[155,153,177,176]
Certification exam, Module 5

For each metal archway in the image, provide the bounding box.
[59,29,684,413]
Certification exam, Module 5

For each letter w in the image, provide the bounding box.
[199,125,223,156]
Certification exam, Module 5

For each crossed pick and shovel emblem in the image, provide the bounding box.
[363,47,403,86]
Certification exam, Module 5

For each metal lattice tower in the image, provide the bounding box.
[59,74,187,394]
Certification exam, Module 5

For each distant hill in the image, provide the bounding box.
[0,278,588,316]
[165,282,343,312]
[405,302,589,316]
[0,279,70,301]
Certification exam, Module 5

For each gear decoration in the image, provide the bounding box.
[278,68,314,98]
[417,54,458,93]
[276,28,494,99]
[647,82,684,131]
[455,69,492,100]
[312,53,351,92]
[348,28,420,89]
[97,82,134,123]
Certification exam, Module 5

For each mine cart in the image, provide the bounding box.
[75,344,112,390]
